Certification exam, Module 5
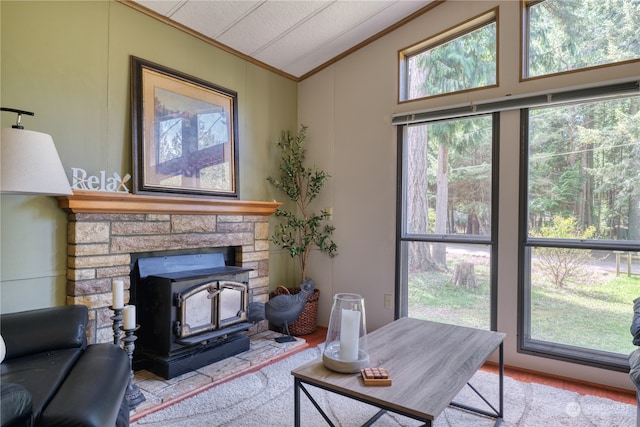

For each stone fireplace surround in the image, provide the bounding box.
[58,190,280,344]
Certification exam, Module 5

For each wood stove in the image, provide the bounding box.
[130,251,253,379]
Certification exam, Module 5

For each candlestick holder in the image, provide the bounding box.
[322,293,369,373]
[109,306,123,346]
[120,325,146,409]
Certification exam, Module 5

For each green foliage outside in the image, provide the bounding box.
[530,273,638,354]
[408,251,639,355]
[267,125,338,283]
[408,254,491,330]
[410,22,496,98]
[527,98,640,240]
[404,0,640,360]
[528,0,640,77]
[407,0,640,240]
[531,216,596,287]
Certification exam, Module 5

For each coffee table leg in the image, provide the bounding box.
[294,377,301,427]
[448,341,504,425]
[499,342,504,420]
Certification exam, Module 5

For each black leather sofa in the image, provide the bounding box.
[0,305,131,427]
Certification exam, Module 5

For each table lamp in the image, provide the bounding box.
[1,107,72,195]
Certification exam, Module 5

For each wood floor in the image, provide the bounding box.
[300,327,636,406]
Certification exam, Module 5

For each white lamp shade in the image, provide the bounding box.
[1,127,72,195]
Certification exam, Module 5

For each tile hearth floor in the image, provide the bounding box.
[130,330,308,423]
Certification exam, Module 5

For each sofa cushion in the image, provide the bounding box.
[38,344,130,427]
[1,382,33,427]
[1,306,88,359]
[0,348,82,422]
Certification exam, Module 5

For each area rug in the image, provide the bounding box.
[132,347,636,427]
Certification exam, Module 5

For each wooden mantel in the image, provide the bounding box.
[58,190,281,216]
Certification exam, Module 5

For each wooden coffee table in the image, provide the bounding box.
[292,317,505,426]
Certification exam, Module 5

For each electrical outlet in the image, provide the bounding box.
[325,207,333,220]
[384,294,393,309]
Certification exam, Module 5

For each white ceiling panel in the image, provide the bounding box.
[171,1,262,39]
[129,0,436,79]
[254,1,394,69]
[283,0,433,76]
[217,1,332,56]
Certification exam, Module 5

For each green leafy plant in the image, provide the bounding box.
[531,215,596,287]
[267,124,338,283]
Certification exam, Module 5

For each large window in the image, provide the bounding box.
[399,9,497,102]
[397,114,498,330]
[521,94,640,369]
[524,0,640,78]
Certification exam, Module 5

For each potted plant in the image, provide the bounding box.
[267,124,338,335]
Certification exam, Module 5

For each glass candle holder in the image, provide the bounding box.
[322,293,369,373]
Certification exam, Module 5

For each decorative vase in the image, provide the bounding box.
[322,293,369,373]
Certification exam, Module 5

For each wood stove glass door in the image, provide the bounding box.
[218,281,248,328]
[178,281,218,338]
[176,280,248,338]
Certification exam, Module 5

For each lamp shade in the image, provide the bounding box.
[1,127,72,195]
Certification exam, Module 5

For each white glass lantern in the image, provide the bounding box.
[322,293,369,373]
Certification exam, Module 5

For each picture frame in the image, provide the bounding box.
[131,56,239,198]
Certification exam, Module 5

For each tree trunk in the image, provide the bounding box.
[433,142,449,266]
[467,210,480,234]
[450,262,477,288]
[406,125,439,271]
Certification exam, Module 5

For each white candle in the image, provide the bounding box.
[112,280,124,309]
[123,305,136,330]
[339,309,361,362]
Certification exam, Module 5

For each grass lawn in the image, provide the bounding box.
[408,253,492,330]
[408,255,639,355]
[530,269,638,354]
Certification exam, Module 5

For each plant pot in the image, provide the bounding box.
[273,286,320,336]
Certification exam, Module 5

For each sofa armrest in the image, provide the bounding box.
[38,344,130,427]
[0,306,88,359]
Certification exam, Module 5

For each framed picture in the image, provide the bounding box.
[131,56,239,198]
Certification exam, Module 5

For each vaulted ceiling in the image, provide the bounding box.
[127,0,438,80]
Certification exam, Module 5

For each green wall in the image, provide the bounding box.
[0,1,298,313]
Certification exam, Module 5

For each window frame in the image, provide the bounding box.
[521,0,640,81]
[394,81,638,372]
[395,112,500,331]
[398,8,499,103]
[518,101,639,372]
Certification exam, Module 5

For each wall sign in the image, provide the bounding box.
[71,167,130,193]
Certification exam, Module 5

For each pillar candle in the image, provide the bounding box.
[112,280,124,309]
[123,305,136,330]
[339,309,361,362]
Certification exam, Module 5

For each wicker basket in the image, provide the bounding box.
[273,285,320,336]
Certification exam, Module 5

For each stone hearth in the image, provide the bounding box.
[58,190,280,344]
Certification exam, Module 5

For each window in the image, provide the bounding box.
[399,9,497,102]
[520,94,640,369]
[397,114,498,330]
[524,0,640,78]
